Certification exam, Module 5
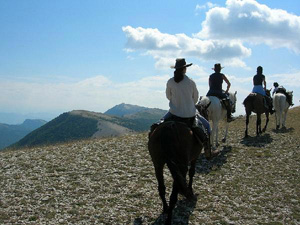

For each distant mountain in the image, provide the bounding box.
[0,112,56,124]
[105,103,167,131]
[0,119,47,150]
[104,103,148,117]
[105,103,167,118]
[11,105,167,149]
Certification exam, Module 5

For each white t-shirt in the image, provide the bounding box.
[166,75,199,118]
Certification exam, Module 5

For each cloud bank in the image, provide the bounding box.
[196,0,300,53]
[123,0,300,69]
[122,26,251,68]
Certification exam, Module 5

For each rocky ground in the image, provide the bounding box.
[1,107,300,225]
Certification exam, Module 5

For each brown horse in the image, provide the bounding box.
[243,89,271,137]
[148,121,202,225]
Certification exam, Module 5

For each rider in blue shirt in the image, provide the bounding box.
[252,66,274,114]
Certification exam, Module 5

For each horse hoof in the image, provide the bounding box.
[222,138,226,143]
[206,149,220,160]
[262,128,266,133]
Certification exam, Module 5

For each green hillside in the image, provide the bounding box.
[11,113,98,149]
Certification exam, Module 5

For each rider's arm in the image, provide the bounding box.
[263,78,266,91]
[166,81,172,100]
[192,81,199,104]
[222,74,231,93]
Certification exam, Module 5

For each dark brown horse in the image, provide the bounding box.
[148,121,202,225]
[243,89,271,137]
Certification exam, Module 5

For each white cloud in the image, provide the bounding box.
[122,26,251,69]
[0,75,170,114]
[195,0,300,53]
[195,2,218,12]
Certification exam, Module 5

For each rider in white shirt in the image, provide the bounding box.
[151,58,218,160]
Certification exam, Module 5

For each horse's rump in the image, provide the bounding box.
[243,93,257,105]
[243,93,265,114]
[273,93,287,112]
[148,121,198,165]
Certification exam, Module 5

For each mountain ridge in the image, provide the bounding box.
[9,104,167,150]
[0,119,47,150]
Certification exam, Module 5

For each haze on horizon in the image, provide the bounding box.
[1,0,300,124]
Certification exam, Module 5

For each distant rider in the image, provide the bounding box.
[206,63,234,122]
[252,66,274,114]
[272,82,294,106]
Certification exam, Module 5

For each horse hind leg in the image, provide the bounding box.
[188,160,196,197]
[262,113,269,133]
[275,111,280,130]
[256,114,262,136]
[155,166,168,214]
[215,124,219,147]
[222,123,229,143]
[282,111,288,129]
[245,113,250,138]
[165,182,179,225]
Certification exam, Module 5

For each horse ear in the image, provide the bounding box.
[234,91,237,95]
[291,91,293,93]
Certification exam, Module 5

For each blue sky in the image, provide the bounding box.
[0,0,300,123]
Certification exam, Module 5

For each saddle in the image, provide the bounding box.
[149,115,208,144]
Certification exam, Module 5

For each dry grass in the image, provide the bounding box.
[1,107,300,224]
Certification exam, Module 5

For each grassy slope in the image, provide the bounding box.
[11,113,98,149]
[0,107,299,224]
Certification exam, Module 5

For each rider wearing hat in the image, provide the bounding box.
[150,58,218,159]
[206,63,234,122]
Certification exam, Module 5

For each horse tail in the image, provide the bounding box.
[160,122,188,195]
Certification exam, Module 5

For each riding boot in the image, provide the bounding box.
[263,97,269,111]
[268,96,275,114]
[264,96,275,114]
[224,99,234,122]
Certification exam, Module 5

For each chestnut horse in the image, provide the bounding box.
[243,89,272,137]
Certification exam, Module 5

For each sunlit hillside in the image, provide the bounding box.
[1,107,299,224]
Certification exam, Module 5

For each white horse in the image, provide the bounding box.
[199,91,237,149]
[273,91,293,130]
